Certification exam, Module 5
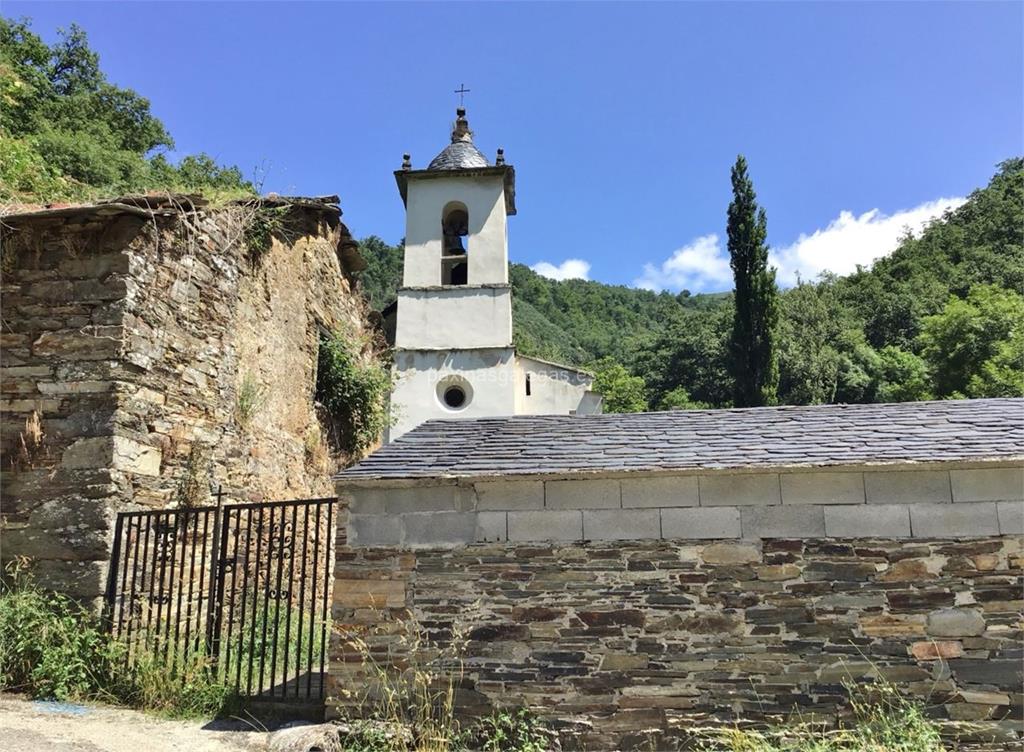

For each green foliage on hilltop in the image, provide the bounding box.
[0,18,253,203]
[357,158,1023,411]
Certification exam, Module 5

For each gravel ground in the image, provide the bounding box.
[0,694,270,752]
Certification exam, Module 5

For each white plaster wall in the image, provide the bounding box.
[403,174,508,287]
[389,348,517,440]
[513,356,601,415]
[394,287,512,350]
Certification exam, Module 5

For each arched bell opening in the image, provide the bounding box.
[441,201,469,285]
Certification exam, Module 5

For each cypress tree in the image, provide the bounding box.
[727,155,779,407]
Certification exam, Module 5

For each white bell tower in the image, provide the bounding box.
[388,107,599,441]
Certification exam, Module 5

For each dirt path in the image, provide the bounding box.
[0,694,269,752]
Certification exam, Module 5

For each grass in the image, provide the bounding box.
[694,680,946,752]
[336,618,553,752]
[214,593,327,697]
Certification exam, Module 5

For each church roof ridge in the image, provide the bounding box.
[337,398,1024,481]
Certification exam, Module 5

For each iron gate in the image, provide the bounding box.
[103,497,336,702]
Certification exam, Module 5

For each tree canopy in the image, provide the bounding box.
[726,155,779,407]
[0,18,252,203]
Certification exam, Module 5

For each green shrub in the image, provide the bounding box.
[316,327,391,456]
[0,581,116,700]
[0,565,235,719]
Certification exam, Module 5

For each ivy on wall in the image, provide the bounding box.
[315,327,391,456]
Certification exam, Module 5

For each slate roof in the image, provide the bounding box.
[428,140,490,171]
[338,398,1024,481]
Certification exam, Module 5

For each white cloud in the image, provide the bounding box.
[633,233,731,292]
[531,258,591,281]
[633,197,965,293]
[770,197,965,286]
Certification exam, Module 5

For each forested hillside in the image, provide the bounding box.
[358,235,730,368]
[357,158,1024,410]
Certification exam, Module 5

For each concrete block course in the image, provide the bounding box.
[402,512,477,547]
[508,510,583,541]
[349,514,402,546]
[583,509,660,540]
[660,507,741,539]
[350,486,475,514]
[385,486,475,514]
[825,504,911,537]
[951,468,1024,503]
[742,505,826,538]
[700,473,780,506]
[474,480,544,510]
[545,479,620,509]
[781,472,864,505]
[865,470,951,504]
[475,511,508,542]
[621,476,698,508]
[910,502,1000,538]
[997,501,1024,535]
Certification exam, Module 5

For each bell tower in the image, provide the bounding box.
[387,106,600,442]
[389,108,518,439]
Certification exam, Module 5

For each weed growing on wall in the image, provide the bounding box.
[235,372,268,430]
[243,204,290,262]
[316,326,391,456]
[339,618,467,751]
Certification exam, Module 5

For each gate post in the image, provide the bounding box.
[205,486,230,666]
[101,513,125,632]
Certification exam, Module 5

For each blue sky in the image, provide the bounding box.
[8,1,1022,292]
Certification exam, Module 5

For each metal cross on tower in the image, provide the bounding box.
[454,84,470,107]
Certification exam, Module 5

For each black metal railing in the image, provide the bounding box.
[103,497,336,702]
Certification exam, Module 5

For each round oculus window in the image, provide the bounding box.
[443,385,466,409]
[436,376,473,412]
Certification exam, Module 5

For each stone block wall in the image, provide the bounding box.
[344,464,1024,547]
[1,198,372,600]
[330,464,1024,749]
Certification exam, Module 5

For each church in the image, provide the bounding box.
[385,108,602,440]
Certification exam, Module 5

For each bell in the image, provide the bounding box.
[444,230,465,255]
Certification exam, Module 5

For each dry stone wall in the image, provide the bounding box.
[330,465,1024,750]
[1,198,372,600]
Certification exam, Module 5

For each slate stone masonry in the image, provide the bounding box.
[332,460,1023,749]
[330,533,1023,750]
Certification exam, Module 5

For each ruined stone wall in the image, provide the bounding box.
[2,211,139,597]
[1,200,371,600]
[329,535,1022,750]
